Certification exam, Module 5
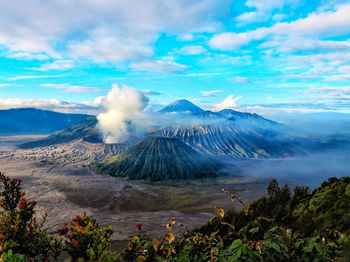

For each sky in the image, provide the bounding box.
[0,0,350,118]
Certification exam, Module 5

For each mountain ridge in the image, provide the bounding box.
[0,108,90,135]
[19,117,99,149]
[18,102,293,160]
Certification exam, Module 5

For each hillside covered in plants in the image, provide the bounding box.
[0,172,348,261]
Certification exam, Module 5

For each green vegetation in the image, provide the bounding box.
[0,173,61,261]
[0,250,26,262]
[0,171,348,261]
[57,213,120,261]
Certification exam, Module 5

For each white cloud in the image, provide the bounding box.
[229,76,251,83]
[130,60,187,73]
[6,52,49,60]
[177,45,206,55]
[0,0,231,65]
[8,74,65,81]
[338,65,350,73]
[243,104,342,115]
[93,96,105,105]
[323,74,350,81]
[200,90,223,97]
[302,86,350,105]
[305,86,350,95]
[308,66,335,75]
[36,60,75,71]
[67,28,154,63]
[41,83,107,93]
[177,34,195,41]
[210,4,350,50]
[209,32,252,50]
[0,84,11,87]
[213,94,242,111]
[236,0,299,25]
[262,38,350,53]
[284,74,319,80]
[141,90,161,95]
[286,52,350,67]
[0,98,102,114]
[271,13,287,22]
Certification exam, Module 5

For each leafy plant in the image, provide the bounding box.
[122,177,348,261]
[0,250,26,262]
[0,172,348,261]
[58,212,121,261]
[0,172,62,261]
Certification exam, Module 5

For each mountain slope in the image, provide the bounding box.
[20,117,99,149]
[153,123,297,159]
[158,100,281,128]
[217,109,279,126]
[91,136,223,180]
[0,108,90,135]
[159,99,205,113]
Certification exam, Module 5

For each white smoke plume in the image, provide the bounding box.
[97,84,149,143]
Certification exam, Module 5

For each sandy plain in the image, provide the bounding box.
[0,136,267,240]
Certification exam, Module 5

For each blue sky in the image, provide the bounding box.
[0,0,350,117]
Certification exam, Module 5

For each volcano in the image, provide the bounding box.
[159,99,204,114]
[90,136,223,180]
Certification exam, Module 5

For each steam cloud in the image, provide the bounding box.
[97,84,149,143]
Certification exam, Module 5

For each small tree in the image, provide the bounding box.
[58,212,121,261]
[0,172,62,260]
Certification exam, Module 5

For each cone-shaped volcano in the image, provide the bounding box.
[91,136,222,180]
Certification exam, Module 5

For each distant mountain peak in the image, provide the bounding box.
[159,99,204,113]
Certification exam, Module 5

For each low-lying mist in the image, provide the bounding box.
[230,145,350,189]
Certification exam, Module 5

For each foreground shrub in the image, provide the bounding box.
[0,250,26,262]
[0,172,61,260]
[121,177,349,261]
[58,212,121,261]
[123,221,178,261]
[0,172,348,261]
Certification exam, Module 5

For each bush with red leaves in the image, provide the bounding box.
[58,212,121,261]
[0,172,62,260]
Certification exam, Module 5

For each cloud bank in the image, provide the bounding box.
[0,0,231,67]
[213,95,242,111]
[0,98,101,115]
